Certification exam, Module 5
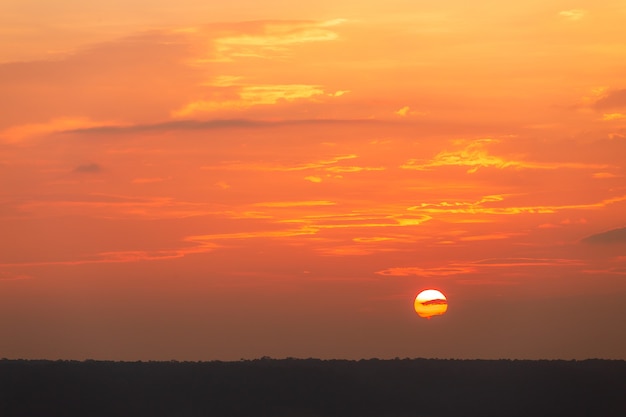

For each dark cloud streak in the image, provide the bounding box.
[593,89,626,110]
[61,118,379,135]
[582,227,626,245]
[73,163,102,173]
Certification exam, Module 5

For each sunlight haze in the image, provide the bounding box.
[1,0,625,361]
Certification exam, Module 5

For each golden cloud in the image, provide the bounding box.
[173,84,327,116]
[558,9,587,21]
[212,19,346,61]
[401,139,607,173]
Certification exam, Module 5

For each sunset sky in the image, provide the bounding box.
[1,0,625,361]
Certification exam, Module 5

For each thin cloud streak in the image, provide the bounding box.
[402,139,609,173]
[593,89,626,110]
[582,227,626,244]
[61,118,379,135]
[377,257,587,278]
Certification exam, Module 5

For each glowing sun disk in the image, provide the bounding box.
[414,289,448,319]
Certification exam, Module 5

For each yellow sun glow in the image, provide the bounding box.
[414,289,448,319]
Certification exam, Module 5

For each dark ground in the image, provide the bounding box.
[0,358,624,416]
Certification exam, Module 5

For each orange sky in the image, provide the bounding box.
[1,1,625,360]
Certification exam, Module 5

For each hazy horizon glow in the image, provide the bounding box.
[1,1,625,361]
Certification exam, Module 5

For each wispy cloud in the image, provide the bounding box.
[1,118,106,143]
[0,242,220,269]
[63,118,376,135]
[407,194,626,216]
[253,200,336,208]
[377,266,476,277]
[582,267,626,276]
[602,113,626,121]
[172,19,349,117]
[592,172,620,179]
[401,139,607,173]
[73,163,102,174]
[592,89,626,110]
[558,9,587,21]
[212,19,346,61]
[17,194,225,220]
[304,176,322,183]
[377,257,585,278]
[0,271,32,281]
[200,153,382,175]
[582,227,626,245]
[470,258,584,267]
[173,84,329,117]
[132,177,169,184]
[458,232,523,241]
[0,31,197,134]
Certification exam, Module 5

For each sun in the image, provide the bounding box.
[414,289,448,319]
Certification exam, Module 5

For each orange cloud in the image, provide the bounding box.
[253,200,336,208]
[593,172,620,179]
[173,84,328,117]
[0,242,220,269]
[593,89,626,110]
[17,194,224,220]
[132,177,170,184]
[1,118,107,143]
[377,257,586,278]
[0,272,32,281]
[471,258,585,267]
[401,139,607,173]
[558,9,587,21]
[377,266,476,277]
[200,154,380,174]
[407,194,626,217]
[602,113,626,121]
[459,233,523,241]
[212,19,346,61]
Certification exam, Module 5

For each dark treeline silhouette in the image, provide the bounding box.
[0,358,624,416]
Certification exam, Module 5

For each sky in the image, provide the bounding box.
[1,0,625,361]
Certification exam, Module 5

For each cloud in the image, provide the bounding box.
[602,113,626,121]
[63,118,376,135]
[401,139,608,173]
[0,242,220,269]
[407,194,626,217]
[458,232,522,241]
[377,257,584,278]
[539,218,588,228]
[132,177,168,184]
[593,89,626,110]
[592,172,620,179]
[169,20,349,117]
[377,266,476,277]
[470,258,584,267]
[582,266,626,276]
[0,272,32,281]
[212,19,346,61]
[201,154,382,176]
[0,20,348,132]
[396,106,410,116]
[558,9,587,21]
[73,163,102,173]
[1,118,104,142]
[582,227,626,245]
[173,84,327,117]
[394,106,425,117]
[0,31,198,131]
[18,193,225,220]
[253,200,336,208]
